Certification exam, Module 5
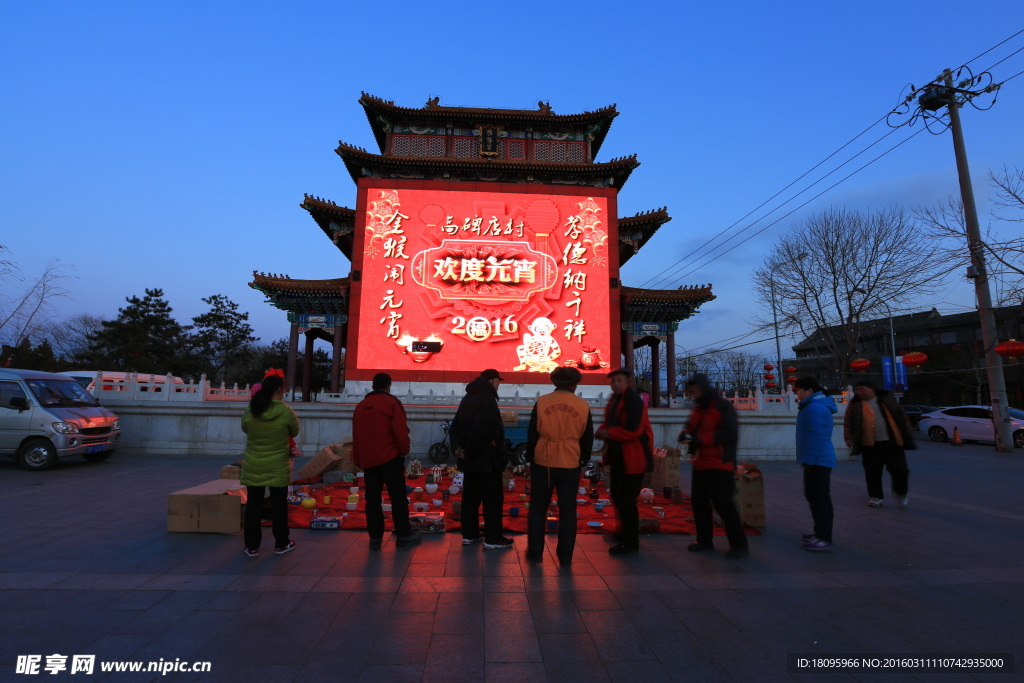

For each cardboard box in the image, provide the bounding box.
[500,411,519,427]
[168,479,247,533]
[734,462,766,528]
[322,470,349,484]
[297,437,355,481]
[409,512,445,534]
[651,445,682,492]
[221,465,240,480]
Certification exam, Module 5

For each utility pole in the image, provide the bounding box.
[942,70,1014,452]
[889,65,1013,453]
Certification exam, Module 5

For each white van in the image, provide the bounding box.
[60,371,185,393]
[0,368,122,470]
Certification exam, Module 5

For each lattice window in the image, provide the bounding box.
[502,140,525,159]
[391,135,445,157]
[533,141,586,162]
[453,137,479,158]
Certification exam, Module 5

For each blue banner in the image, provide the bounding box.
[881,357,908,391]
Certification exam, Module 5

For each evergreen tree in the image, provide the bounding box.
[192,294,259,385]
[79,288,197,375]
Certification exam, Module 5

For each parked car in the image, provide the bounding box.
[901,404,938,430]
[0,368,121,470]
[918,405,1024,448]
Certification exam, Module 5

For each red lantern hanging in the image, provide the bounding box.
[765,382,778,389]
[786,376,799,384]
[763,364,774,371]
[995,339,1024,359]
[849,358,871,372]
[784,366,797,374]
[902,351,928,367]
[763,373,776,381]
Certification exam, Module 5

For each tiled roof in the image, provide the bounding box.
[622,284,715,304]
[618,208,672,266]
[300,194,355,260]
[359,93,618,156]
[334,142,639,189]
[249,272,349,296]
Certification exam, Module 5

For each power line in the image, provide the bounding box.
[979,42,1024,72]
[638,114,890,289]
[667,127,928,284]
[639,29,1024,291]
[963,28,1024,66]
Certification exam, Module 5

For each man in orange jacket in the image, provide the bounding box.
[595,368,654,555]
[353,373,420,549]
[525,367,594,564]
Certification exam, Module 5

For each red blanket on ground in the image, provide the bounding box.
[270,473,760,536]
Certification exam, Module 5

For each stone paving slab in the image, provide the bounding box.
[1,440,1022,681]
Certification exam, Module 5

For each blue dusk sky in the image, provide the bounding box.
[2,1,1023,364]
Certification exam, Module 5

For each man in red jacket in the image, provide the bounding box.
[353,373,420,549]
[595,368,654,555]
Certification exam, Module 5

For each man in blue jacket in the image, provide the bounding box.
[794,377,837,551]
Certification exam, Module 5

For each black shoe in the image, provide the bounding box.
[396,532,422,548]
[687,542,715,552]
[724,547,749,560]
[525,550,544,562]
[369,538,382,550]
[608,543,638,555]
[557,554,573,565]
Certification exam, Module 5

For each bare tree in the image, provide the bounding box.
[715,351,768,396]
[918,166,1024,306]
[48,313,107,362]
[0,246,76,348]
[752,207,946,387]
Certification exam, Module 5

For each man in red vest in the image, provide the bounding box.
[683,374,747,559]
[596,368,654,555]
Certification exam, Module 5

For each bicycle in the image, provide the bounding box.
[427,421,453,464]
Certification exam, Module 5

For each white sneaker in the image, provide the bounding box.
[898,496,909,508]
[868,498,883,508]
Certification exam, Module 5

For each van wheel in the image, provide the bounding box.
[83,451,113,463]
[1014,430,1024,449]
[19,439,58,471]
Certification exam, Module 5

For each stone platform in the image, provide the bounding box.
[1,440,1021,681]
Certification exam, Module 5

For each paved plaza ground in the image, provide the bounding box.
[1,440,1021,682]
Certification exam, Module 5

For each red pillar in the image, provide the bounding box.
[651,339,661,408]
[302,332,315,402]
[330,325,343,394]
[667,330,676,407]
[624,328,634,373]
[286,323,299,397]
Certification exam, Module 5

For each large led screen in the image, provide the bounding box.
[350,184,618,382]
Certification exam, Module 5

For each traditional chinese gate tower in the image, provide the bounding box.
[251,94,714,405]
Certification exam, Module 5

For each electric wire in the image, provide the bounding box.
[640,29,1024,292]
[667,127,928,284]
[637,114,890,289]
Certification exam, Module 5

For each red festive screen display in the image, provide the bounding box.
[348,182,619,383]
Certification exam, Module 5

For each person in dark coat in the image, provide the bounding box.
[843,380,917,508]
[352,372,419,549]
[683,373,748,559]
[595,369,654,555]
[451,369,512,549]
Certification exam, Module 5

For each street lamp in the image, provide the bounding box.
[770,252,808,388]
[853,287,898,396]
